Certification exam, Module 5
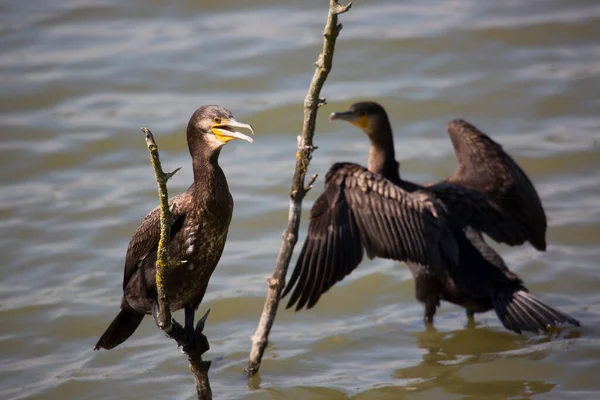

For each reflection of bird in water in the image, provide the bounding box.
[95,105,254,350]
[283,101,580,334]
[393,326,556,398]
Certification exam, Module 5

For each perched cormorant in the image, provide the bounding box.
[95,105,254,350]
[283,101,579,334]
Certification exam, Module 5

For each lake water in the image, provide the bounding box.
[2,0,600,399]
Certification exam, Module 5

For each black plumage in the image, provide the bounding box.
[95,105,254,350]
[441,118,547,251]
[286,163,458,310]
[283,101,579,334]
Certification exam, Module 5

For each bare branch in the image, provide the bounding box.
[141,127,212,400]
[245,0,352,376]
[305,173,319,192]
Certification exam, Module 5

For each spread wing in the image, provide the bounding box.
[445,119,547,250]
[122,192,189,289]
[283,163,459,311]
[426,181,530,247]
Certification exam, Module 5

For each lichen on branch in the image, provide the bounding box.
[141,127,212,400]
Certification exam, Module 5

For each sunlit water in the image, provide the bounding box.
[1,0,600,399]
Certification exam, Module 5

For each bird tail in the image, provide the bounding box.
[94,309,145,350]
[492,290,580,334]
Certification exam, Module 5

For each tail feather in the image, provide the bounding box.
[521,292,576,324]
[499,297,523,333]
[493,297,511,331]
[94,309,144,350]
[509,298,541,333]
[492,290,580,334]
[503,298,525,334]
[516,295,560,329]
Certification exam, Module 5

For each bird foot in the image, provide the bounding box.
[151,303,210,356]
[423,311,435,325]
[180,309,211,356]
[465,310,478,330]
[466,319,479,330]
[424,323,438,334]
[423,299,437,327]
[423,317,436,333]
[181,330,209,355]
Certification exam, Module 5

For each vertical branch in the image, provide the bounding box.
[141,127,212,400]
[245,0,352,376]
[141,127,178,332]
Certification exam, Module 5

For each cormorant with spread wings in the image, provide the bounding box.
[283,101,578,334]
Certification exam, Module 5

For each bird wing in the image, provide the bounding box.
[447,226,521,297]
[283,162,459,311]
[445,119,547,250]
[425,181,530,247]
[122,192,189,290]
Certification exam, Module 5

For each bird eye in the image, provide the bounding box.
[213,117,221,124]
[359,111,366,117]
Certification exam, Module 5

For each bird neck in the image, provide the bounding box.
[191,147,223,184]
[367,129,399,181]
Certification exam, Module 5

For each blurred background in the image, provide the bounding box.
[1,0,600,398]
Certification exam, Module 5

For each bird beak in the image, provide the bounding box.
[211,118,254,144]
[330,110,356,122]
[330,110,368,129]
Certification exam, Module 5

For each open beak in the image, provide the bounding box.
[211,118,255,144]
[330,110,368,129]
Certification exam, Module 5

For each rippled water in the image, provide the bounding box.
[2,0,600,399]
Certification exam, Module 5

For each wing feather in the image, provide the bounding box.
[122,192,189,289]
[426,182,530,247]
[284,163,458,310]
[445,119,547,250]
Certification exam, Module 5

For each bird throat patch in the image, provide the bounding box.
[351,115,369,130]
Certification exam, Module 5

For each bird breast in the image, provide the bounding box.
[179,213,230,271]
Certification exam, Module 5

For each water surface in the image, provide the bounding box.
[1,0,600,399]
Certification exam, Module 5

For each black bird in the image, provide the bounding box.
[95,105,254,350]
[283,101,579,334]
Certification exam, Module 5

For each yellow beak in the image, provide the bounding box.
[211,118,254,144]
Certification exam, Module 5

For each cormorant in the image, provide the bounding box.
[95,105,254,350]
[283,101,579,334]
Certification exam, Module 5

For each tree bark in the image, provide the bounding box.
[245,0,352,376]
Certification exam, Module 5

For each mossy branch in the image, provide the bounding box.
[245,0,352,376]
[141,127,212,400]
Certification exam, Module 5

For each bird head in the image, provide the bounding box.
[329,101,390,139]
[187,105,254,152]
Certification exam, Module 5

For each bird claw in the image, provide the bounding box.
[181,325,197,353]
[180,329,210,356]
[196,309,211,333]
[180,309,211,355]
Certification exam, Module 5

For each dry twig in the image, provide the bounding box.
[245,0,352,376]
[141,127,212,400]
